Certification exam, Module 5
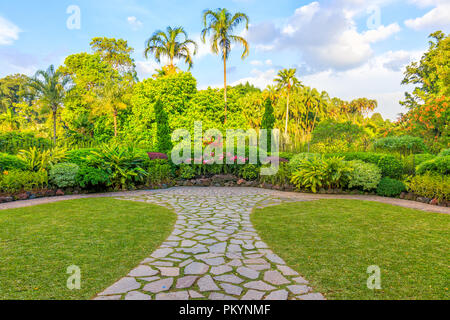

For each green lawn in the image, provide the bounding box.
[252,200,449,300]
[0,198,176,300]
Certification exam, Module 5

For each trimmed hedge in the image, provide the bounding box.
[0,153,27,171]
[416,155,450,175]
[376,177,406,197]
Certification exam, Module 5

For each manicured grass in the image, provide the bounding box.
[0,198,176,300]
[252,200,449,300]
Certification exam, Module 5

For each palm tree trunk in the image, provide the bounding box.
[285,88,290,135]
[52,108,57,145]
[113,109,118,137]
[223,50,228,124]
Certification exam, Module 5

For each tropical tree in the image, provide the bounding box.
[144,26,198,72]
[28,65,71,144]
[201,8,250,123]
[93,77,132,137]
[0,108,21,130]
[274,68,301,135]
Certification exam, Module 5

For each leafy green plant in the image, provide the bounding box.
[289,153,320,171]
[416,155,450,175]
[0,153,27,171]
[414,154,436,166]
[0,132,52,154]
[178,164,196,180]
[376,177,406,197]
[408,174,449,202]
[438,148,450,157]
[49,163,79,188]
[260,162,293,186]
[17,147,67,171]
[0,170,48,194]
[147,159,173,185]
[76,166,110,189]
[291,157,328,193]
[238,164,259,181]
[84,144,147,190]
[348,160,382,191]
[325,157,353,189]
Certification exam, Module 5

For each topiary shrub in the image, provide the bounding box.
[414,154,436,166]
[0,153,27,171]
[76,166,110,189]
[49,163,80,188]
[348,160,382,191]
[416,155,450,175]
[376,177,406,197]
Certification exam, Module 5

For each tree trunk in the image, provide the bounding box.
[285,88,290,135]
[113,109,118,137]
[223,49,228,124]
[52,108,57,145]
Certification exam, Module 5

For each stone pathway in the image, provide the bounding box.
[94,187,325,301]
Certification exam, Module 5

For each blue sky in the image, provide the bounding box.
[0,0,449,119]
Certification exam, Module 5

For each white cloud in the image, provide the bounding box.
[127,16,143,30]
[136,60,159,78]
[231,68,278,89]
[0,16,21,45]
[245,2,400,71]
[404,3,450,30]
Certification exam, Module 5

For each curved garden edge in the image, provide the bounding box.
[1,187,448,215]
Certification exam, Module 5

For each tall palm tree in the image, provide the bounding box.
[144,26,198,72]
[201,8,249,123]
[274,68,301,136]
[28,65,71,145]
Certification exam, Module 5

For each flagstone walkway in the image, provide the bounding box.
[94,187,325,301]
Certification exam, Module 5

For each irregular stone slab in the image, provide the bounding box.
[151,248,173,258]
[247,264,271,271]
[244,281,276,291]
[277,265,299,276]
[189,290,204,298]
[202,257,225,266]
[265,253,285,265]
[176,276,198,289]
[128,265,158,277]
[228,259,243,267]
[209,293,238,300]
[209,242,227,253]
[197,275,220,292]
[264,270,290,285]
[143,278,173,293]
[100,277,141,295]
[125,291,152,300]
[138,276,160,282]
[155,291,189,300]
[287,285,311,295]
[94,295,122,300]
[210,265,232,275]
[292,276,309,284]
[220,283,243,296]
[237,267,259,280]
[264,289,289,300]
[157,267,180,277]
[181,240,197,247]
[297,293,326,300]
[241,290,265,300]
[184,262,209,275]
[214,274,244,284]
